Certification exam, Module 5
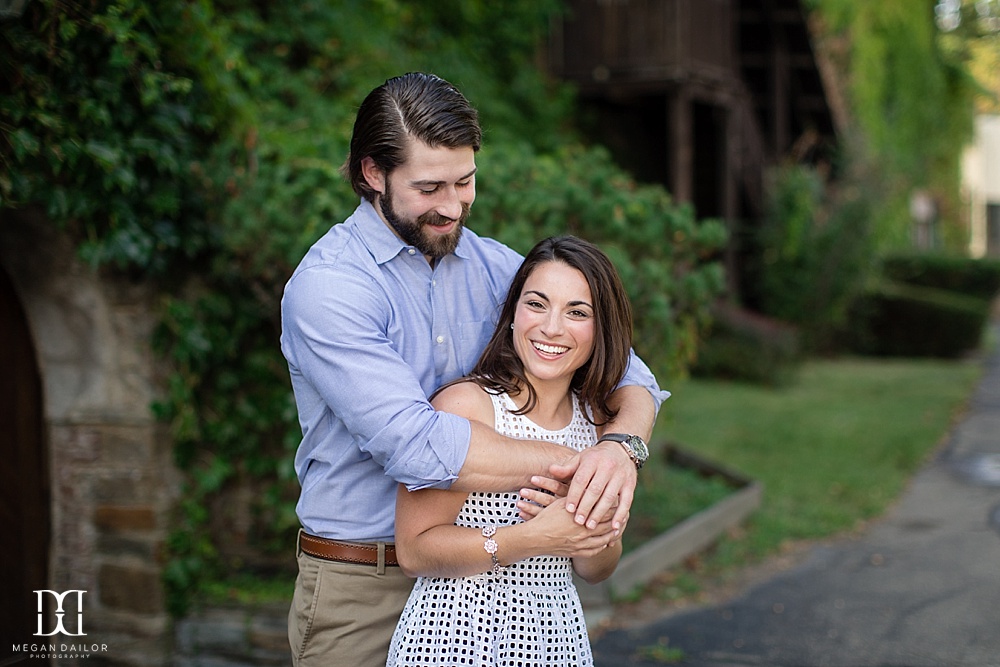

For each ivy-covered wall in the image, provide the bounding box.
[804,0,984,250]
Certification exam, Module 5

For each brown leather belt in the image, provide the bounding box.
[298,531,399,567]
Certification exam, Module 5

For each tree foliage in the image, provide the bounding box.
[2,1,726,614]
[0,0,246,270]
[742,0,988,358]
[805,0,982,250]
[751,160,877,352]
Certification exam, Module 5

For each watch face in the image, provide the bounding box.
[628,435,649,461]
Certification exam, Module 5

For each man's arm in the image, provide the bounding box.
[457,349,664,529]
[435,382,575,493]
[599,382,658,442]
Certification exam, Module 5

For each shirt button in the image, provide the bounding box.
[407,248,416,255]
[432,279,437,287]
[436,335,444,344]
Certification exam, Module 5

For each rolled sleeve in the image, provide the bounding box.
[622,349,671,412]
[381,410,471,490]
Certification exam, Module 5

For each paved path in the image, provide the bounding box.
[593,336,1000,667]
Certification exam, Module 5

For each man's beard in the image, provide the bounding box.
[380,181,469,259]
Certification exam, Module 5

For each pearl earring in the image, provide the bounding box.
[510,323,514,330]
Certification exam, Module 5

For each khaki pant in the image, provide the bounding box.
[288,544,414,667]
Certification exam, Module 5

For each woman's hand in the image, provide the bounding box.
[517,475,623,539]
[516,495,620,559]
[515,475,567,520]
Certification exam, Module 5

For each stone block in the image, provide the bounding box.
[94,425,159,466]
[174,609,247,654]
[95,534,161,561]
[51,423,101,463]
[95,506,157,532]
[92,474,157,504]
[249,608,291,653]
[98,563,164,614]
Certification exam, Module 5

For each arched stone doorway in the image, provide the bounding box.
[0,263,48,657]
[1,210,177,666]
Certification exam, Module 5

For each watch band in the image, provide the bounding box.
[598,432,647,469]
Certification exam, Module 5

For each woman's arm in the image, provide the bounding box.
[393,382,621,579]
[394,485,621,579]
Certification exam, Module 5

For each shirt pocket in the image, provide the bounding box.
[457,320,495,370]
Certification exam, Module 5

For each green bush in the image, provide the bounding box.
[0,0,244,272]
[881,253,1000,301]
[692,303,802,386]
[749,163,878,352]
[847,280,991,358]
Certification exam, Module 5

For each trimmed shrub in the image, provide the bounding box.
[847,280,991,358]
[881,253,1000,301]
[692,303,802,386]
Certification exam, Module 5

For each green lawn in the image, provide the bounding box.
[632,354,983,598]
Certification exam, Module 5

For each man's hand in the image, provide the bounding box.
[517,476,627,546]
[548,439,637,532]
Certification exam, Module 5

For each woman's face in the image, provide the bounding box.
[512,260,596,388]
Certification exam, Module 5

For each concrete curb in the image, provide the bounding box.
[580,445,761,627]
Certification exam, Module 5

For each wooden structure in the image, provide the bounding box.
[548,0,839,296]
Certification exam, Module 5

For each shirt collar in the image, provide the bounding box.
[353,198,473,265]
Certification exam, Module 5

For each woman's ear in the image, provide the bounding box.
[361,156,386,196]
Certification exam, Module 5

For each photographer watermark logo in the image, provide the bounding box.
[12,590,108,660]
[34,589,86,637]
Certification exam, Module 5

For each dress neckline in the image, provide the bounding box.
[498,391,580,434]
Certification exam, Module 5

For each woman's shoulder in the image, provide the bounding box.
[431,380,496,424]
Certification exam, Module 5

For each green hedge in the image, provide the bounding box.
[847,280,991,358]
[882,253,1000,301]
[692,303,802,386]
[749,163,878,352]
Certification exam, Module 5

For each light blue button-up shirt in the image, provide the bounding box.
[280,200,669,541]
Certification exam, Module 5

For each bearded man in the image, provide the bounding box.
[280,72,667,667]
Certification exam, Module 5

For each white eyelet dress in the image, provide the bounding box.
[386,391,598,667]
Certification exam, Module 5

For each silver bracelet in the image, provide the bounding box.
[482,526,503,574]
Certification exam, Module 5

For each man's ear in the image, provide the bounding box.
[361,156,386,196]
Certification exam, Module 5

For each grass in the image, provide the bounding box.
[629,354,984,601]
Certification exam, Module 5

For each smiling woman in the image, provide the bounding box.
[388,235,635,667]
[512,260,596,427]
[466,235,634,429]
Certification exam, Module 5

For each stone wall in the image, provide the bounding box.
[1,210,179,666]
[174,604,291,667]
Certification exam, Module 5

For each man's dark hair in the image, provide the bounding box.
[343,72,482,202]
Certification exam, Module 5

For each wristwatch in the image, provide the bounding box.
[598,433,649,470]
